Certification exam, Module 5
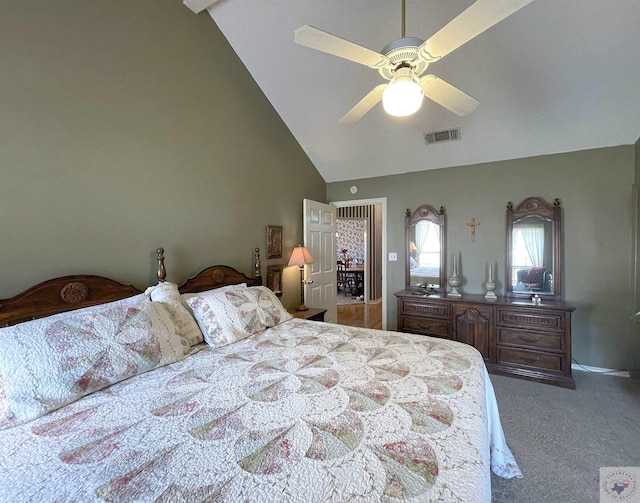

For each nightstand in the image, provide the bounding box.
[289,307,326,322]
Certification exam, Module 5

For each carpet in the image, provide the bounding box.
[490,370,640,503]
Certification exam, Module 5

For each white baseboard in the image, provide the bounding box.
[571,363,630,378]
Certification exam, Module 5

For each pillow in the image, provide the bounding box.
[0,300,184,429]
[247,286,293,327]
[185,287,264,348]
[145,282,203,346]
[180,283,247,304]
[44,292,150,321]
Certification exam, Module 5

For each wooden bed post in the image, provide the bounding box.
[254,248,262,285]
[156,247,166,283]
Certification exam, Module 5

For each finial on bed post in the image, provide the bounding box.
[254,248,262,284]
[156,247,166,283]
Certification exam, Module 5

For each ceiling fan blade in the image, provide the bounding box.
[417,0,535,62]
[295,25,390,69]
[338,84,387,124]
[420,76,480,116]
[183,0,220,14]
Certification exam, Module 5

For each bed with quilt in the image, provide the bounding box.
[0,249,520,502]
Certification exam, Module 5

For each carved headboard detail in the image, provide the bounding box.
[0,275,141,327]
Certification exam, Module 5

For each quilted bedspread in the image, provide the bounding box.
[0,320,516,502]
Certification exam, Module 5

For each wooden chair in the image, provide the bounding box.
[337,261,353,296]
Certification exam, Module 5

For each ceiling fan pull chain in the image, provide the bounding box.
[401,0,406,38]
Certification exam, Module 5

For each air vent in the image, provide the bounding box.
[424,128,461,145]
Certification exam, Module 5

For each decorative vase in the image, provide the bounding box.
[448,275,462,297]
[485,263,497,300]
[448,253,462,297]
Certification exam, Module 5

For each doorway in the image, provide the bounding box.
[331,198,387,330]
[336,217,367,304]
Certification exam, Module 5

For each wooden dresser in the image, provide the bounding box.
[395,290,575,388]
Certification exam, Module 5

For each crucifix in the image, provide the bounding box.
[466,218,481,243]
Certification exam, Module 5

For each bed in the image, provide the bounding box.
[0,248,520,502]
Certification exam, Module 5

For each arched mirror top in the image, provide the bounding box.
[405,204,446,293]
[506,197,562,299]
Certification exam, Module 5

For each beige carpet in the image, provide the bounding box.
[490,370,640,502]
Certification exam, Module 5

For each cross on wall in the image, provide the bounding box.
[466,218,480,243]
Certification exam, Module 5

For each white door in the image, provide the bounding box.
[303,199,337,323]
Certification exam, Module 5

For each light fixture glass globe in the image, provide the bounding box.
[382,67,423,117]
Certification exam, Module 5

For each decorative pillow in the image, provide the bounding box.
[0,300,184,429]
[146,282,203,346]
[185,288,265,348]
[248,286,293,327]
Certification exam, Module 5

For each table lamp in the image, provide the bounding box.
[288,244,314,311]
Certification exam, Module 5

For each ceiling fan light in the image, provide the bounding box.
[382,67,423,117]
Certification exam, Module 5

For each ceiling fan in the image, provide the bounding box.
[294,0,534,123]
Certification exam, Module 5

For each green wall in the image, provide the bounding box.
[0,0,325,310]
[328,146,637,371]
[634,138,640,377]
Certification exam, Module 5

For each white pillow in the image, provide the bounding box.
[0,300,184,429]
[146,282,203,346]
[247,286,293,327]
[185,287,265,348]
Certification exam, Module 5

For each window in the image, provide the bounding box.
[512,223,544,286]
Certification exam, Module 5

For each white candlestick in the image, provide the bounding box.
[488,263,493,282]
[453,254,458,276]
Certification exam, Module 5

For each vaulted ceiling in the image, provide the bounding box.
[187,0,640,182]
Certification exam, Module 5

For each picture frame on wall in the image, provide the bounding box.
[266,225,283,259]
[267,265,283,296]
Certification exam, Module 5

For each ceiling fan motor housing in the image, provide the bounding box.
[379,37,429,80]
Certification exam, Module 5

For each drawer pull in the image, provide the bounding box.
[517,335,541,344]
[417,323,434,330]
[516,354,541,364]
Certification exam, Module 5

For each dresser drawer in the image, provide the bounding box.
[497,347,564,372]
[401,316,451,339]
[497,327,563,352]
[401,300,450,319]
[497,307,564,332]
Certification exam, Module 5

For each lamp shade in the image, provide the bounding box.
[288,245,314,267]
[382,67,423,117]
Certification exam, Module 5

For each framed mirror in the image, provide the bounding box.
[405,204,446,292]
[506,197,561,298]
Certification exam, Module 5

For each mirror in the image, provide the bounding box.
[506,197,561,298]
[405,205,446,292]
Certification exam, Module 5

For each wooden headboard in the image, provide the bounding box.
[0,247,263,327]
[0,275,141,327]
[172,247,263,294]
